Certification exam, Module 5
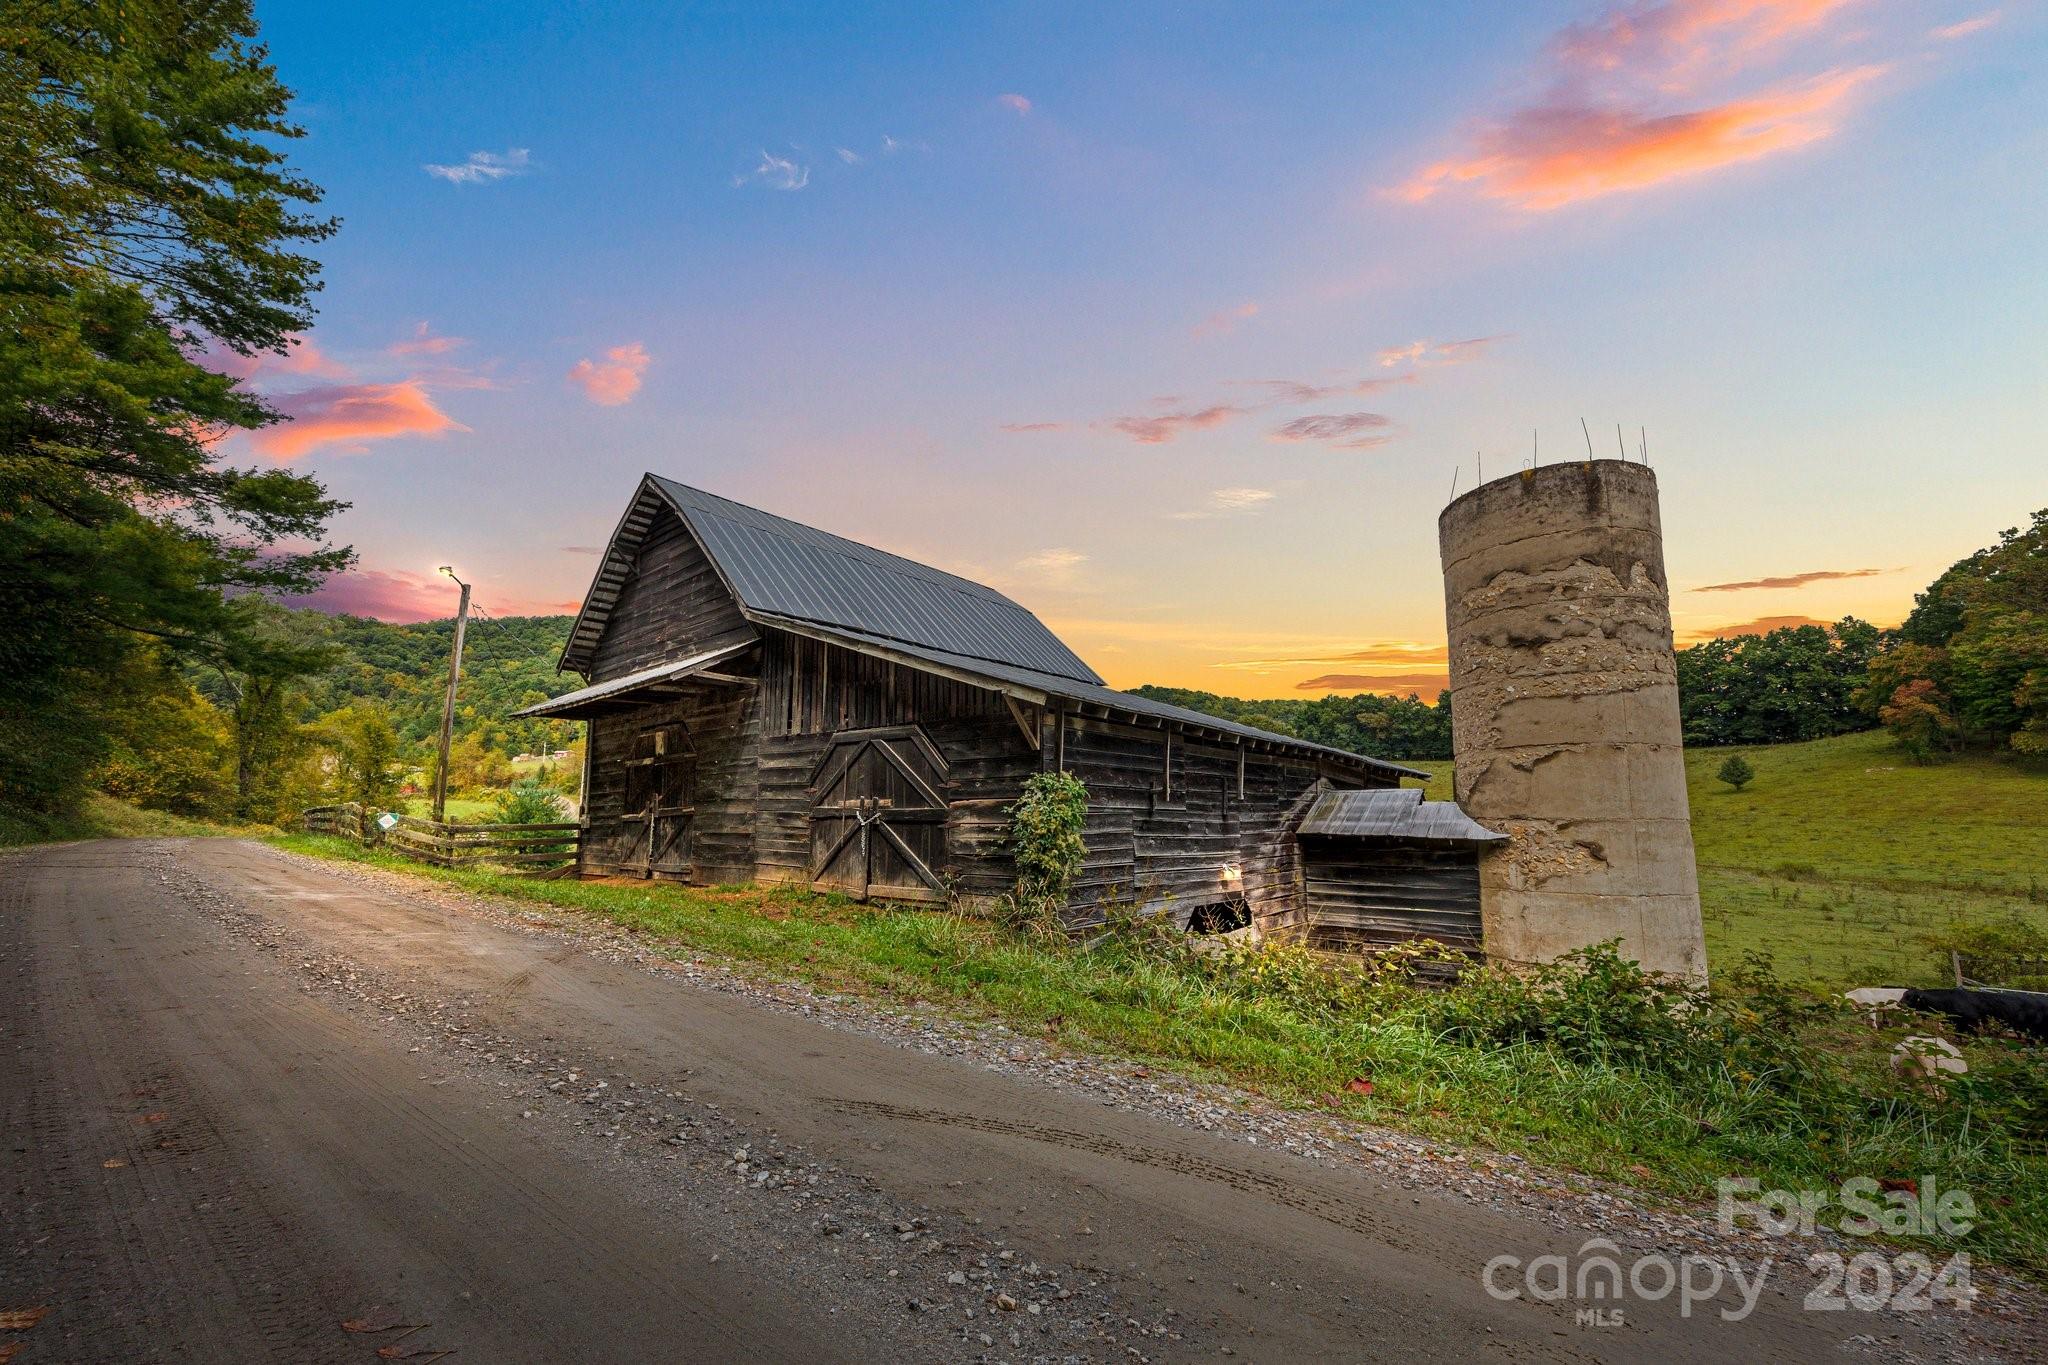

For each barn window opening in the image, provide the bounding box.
[1186,899,1251,935]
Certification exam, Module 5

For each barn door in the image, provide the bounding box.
[806,727,948,902]
[621,722,694,878]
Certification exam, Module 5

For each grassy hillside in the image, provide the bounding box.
[1411,731,2048,988]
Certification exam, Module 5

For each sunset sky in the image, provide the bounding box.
[246,1,2045,699]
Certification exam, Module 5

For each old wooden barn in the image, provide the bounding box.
[517,476,1501,947]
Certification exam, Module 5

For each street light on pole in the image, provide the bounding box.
[431,566,472,825]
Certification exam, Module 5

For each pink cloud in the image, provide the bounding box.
[1554,0,1860,78]
[251,381,467,459]
[997,93,1033,115]
[1101,404,1242,445]
[281,568,579,622]
[1931,12,1999,41]
[389,322,467,356]
[567,342,650,406]
[1270,412,1397,448]
[1398,66,1884,211]
[1396,0,1889,210]
[1000,421,1067,433]
[1191,301,1259,339]
[1237,373,1418,403]
[197,332,353,382]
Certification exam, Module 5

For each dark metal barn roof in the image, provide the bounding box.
[559,476,1100,684]
[1298,788,1503,844]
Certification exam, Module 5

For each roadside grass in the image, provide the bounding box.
[1,793,258,848]
[1411,730,2048,988]
[273,830,2048,1274]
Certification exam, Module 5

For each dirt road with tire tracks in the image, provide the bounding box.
[3,838,2039,1361]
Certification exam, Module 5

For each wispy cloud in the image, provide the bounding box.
[1295,672,1451,696]
[1395,1,1890,210]
[424,147,531,185]
[1684,614,1832,640]
[1103,404,1243,445]
[1235,373,1418,403]
[1931,11,1999,40]
[1191,301,1259,339]
[836,146,864,164]
[1269,412,1397,448]
[567,342,650,406]
[388,322,466,357]
[1692,567,1886,592]
[1170,487,1275,520]
[199,332,353,382]
[561,545,603,556]
[735,150,810,190]
[251,381,467,459]
[1015,547,1088,586]
[996,92,1034,116]
[1375,335,1505,367]
[999,420,1067,433]
[1216,641,1449,671]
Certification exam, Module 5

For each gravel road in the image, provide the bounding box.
[3,838,2040,1362]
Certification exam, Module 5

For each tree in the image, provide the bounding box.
[321,703,400,810]
[0,1,348,829]
[1866,510,2048,755]
[1716,755,1755,792]
[1675,619,1882,747]
[1878,679,1959,762]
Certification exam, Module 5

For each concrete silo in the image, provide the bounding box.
[1438,459,1707,979]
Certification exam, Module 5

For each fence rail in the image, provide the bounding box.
[301,804,580,875]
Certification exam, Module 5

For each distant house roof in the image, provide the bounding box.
[1297,788,1503,844]
[555,474,1427,782]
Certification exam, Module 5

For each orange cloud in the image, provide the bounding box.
[1692,567,1885,592]
[997,92,1033,115]
[252,380,466,459]
[1685,614,1831,639]
[567,342,650,406]
[1191,301,1259,339]
[1554,0,1860,76]
[389,322,467,356]
[1400,65,1884,210]
[1295,672,1452,696]
[1102,404,1242,444]
[1218,642,1448,671]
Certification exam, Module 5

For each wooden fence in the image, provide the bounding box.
[302,803,580,874]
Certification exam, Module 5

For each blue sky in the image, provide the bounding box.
[247,0,2046,696]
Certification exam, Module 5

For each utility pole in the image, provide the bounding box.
[431,567,471,824]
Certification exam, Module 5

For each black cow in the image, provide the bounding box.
[1902,987,2048,1044]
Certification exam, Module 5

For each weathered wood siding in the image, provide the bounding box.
[1044,712,1392,930]
[1299,838,1484,952]
[753,633,1032,899]
[589,506,753,684]
[583,680,760,883]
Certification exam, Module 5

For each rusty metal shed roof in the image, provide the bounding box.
[1298,788,1503,844]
